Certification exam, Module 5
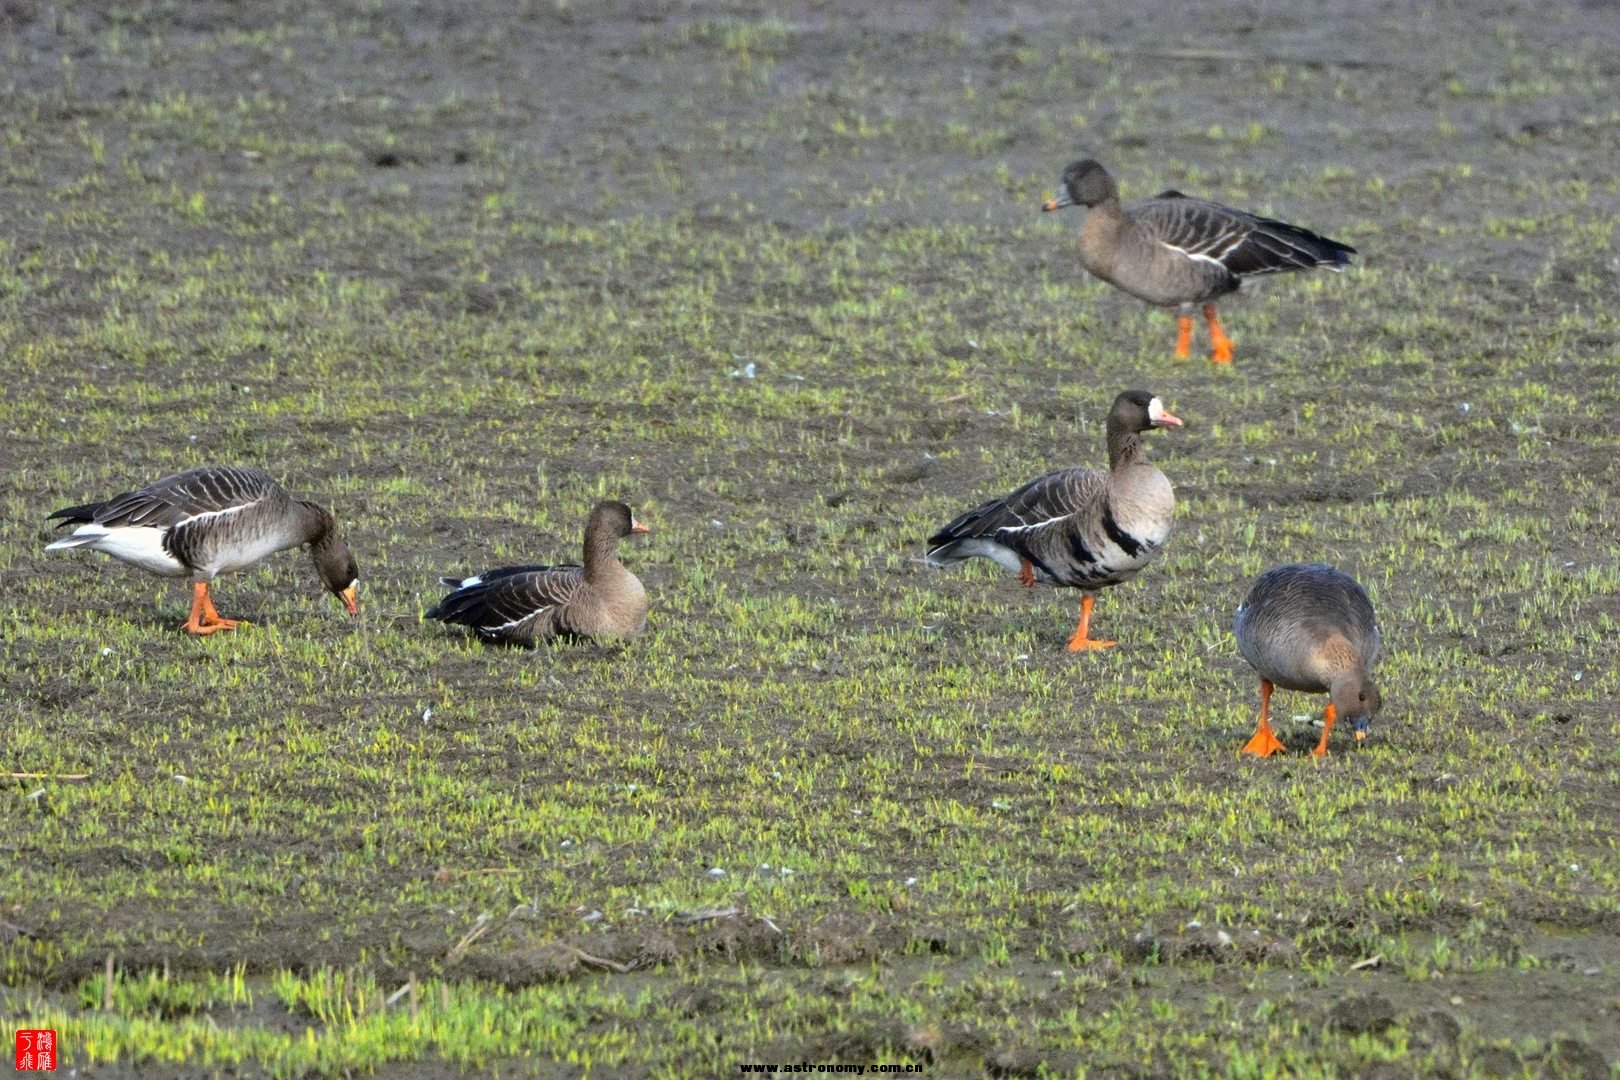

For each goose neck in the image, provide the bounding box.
[1106,427,1147,470]
[582,533,623,583]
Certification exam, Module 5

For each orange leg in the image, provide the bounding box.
[180,582,242,636]
[1018,558,1036,588]
[1065,593,1117,652]
[1203,304,1234,364]
[198,587,243,629]
[1240,679,1286,757]
[1174,314,1193,359]
[1312,702,1337,757]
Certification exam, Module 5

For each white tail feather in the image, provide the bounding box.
[928,539,1026,575]
[46,525,187,577]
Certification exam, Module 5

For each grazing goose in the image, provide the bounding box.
[926,390,1181,651]
[46,465,360,635]
[427,500,649,647]
[1234,563,1382,757]
[1042,158,1356,363]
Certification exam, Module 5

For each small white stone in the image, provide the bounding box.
[708,867,726,877]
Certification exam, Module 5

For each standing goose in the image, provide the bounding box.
[427,500,650,647]
[1042,158,1356,363]
[926,390,1181,651]
[1235,563,1382,757]
[46,465,360,635]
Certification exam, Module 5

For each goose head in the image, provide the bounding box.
[1043,158,1118,211]
[586,500,650,547]
[302,503,359,615]
[313,536,360,616]
[1113,389,1184,432]
[1331,673,1382,742]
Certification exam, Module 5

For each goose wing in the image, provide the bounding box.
[929,467,1111,580]
[427,564,586,638]
[1236,563,1381,672]
[437,564,563,589]
[1134,193,1355,278]
[50,466,281,530]
[931,467,1103,544]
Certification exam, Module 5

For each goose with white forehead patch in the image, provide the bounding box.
[926,390,1182,651]
[1043,158,1356,363]
[46,465,360,635]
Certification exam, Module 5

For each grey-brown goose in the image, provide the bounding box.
[926,390,1181,651]
[1042,158,1356,363]
[1234,563,1382,757]
[46,465,360,635]
[427,500,649,647]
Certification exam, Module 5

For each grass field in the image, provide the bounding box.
[2,1,1617,1076]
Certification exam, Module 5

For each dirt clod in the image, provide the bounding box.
[1330,993,1397,1036]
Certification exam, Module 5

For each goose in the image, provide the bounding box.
[1234,563,1382,757]
[926,390,1181,651]
[46,465,359,635]
[1042,158,1355,363]
[427,500,649,647]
